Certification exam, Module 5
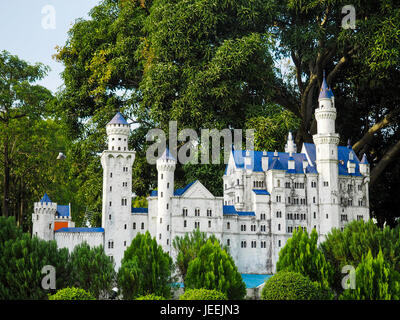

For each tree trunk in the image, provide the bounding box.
[370,139,400,186]
[3,139,9,217]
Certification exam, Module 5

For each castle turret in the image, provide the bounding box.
[32,193,56,241]
[101,112,135,268]
[313,71,340,236]
[156,147,176,254]
[285,132,297,154]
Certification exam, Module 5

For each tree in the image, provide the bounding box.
[320,220,400,294]
[339,250,400,300]
[69,242,116,299]
[185,239,246,300]
[0,50,53,219]
[55,0,400,225]
[261,271,322,300]
[276,227,333,291]
[172,229,222,284]
[0,217,70,299]
[48,287,96,300]
[117,231,174,299]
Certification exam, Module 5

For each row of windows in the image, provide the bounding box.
[183,208,212,217]
[237,240,275,248]
[109,167,129,178]
[287,213,307,220]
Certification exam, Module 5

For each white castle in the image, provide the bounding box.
[32,75,370,274]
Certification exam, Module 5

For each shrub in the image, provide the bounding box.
[117,231,173,299]
[261,271,321,300]
[136,294,166,300]
[339,250,400,300]
[277,227,333,291]
[179,288,227,300]
[69,242,115,299]
[48,287,95,300]
[185,239,246,300]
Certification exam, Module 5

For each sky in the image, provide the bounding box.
[0,0,101,93]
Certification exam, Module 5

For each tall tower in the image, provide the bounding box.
[313,72,340,236]
[101,112,135,268]
[156,147,176,254]
[32,193,56,241]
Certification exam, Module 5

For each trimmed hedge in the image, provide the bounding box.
[261,271,321,300]
[48,287,95,300]
[136,294,166,300]
[179,288,227,300]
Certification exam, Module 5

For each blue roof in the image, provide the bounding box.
[40,193,52,203]
[56,205,70,217]
[241,274,272,288]
[55,227,104,233]
[252,189,270,195]
[223,205,255,216]
[108,112,129,125]
[319,72,334,100]
[150,181,197,197]
[304,143,363,176]
[131,207,148,214]
[228,150,308,175]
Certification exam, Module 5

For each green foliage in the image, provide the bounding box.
[172,229,222,285]
[48,287,95,300]
[179,288,227,301]
[0,217,70,300]
[185,239,246,300]
[69,242,116,299]
[339,250,400,300]
[277,227,333,291]
[320,220,400,294]
[117,231,173,299]
[135,293,166,300]
[261,271,321,300]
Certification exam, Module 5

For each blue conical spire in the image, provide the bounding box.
[159,147,176,161]
[40,193,52,203]
[319,70,334,100]
[107,112,129,125]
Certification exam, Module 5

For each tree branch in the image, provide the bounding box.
[370,139,400,186]
[353,109,398,154]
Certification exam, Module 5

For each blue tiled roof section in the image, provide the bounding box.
[338,146,362,176]
[222,205,255,216]
[150,190,158,197]
[304,143,317,166]
[231,150,308,174]
[252,189,270,195]
[56,205,70,217]
[55,227,104,233]
[303,143,362,176]
[108,112,129,125]
[269,158,285,170]
[132,207,148,214]
[40,193,52,203]
[241,274,272,288]
[174,181,196,196]
[306,165,318,174]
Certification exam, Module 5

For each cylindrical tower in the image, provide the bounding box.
[156,147,176,254]
[313,72,340,236]
[32,193,56,241]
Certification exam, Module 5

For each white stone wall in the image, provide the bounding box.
[55,232,104,252]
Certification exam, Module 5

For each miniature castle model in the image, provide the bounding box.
[32,75,370,274]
